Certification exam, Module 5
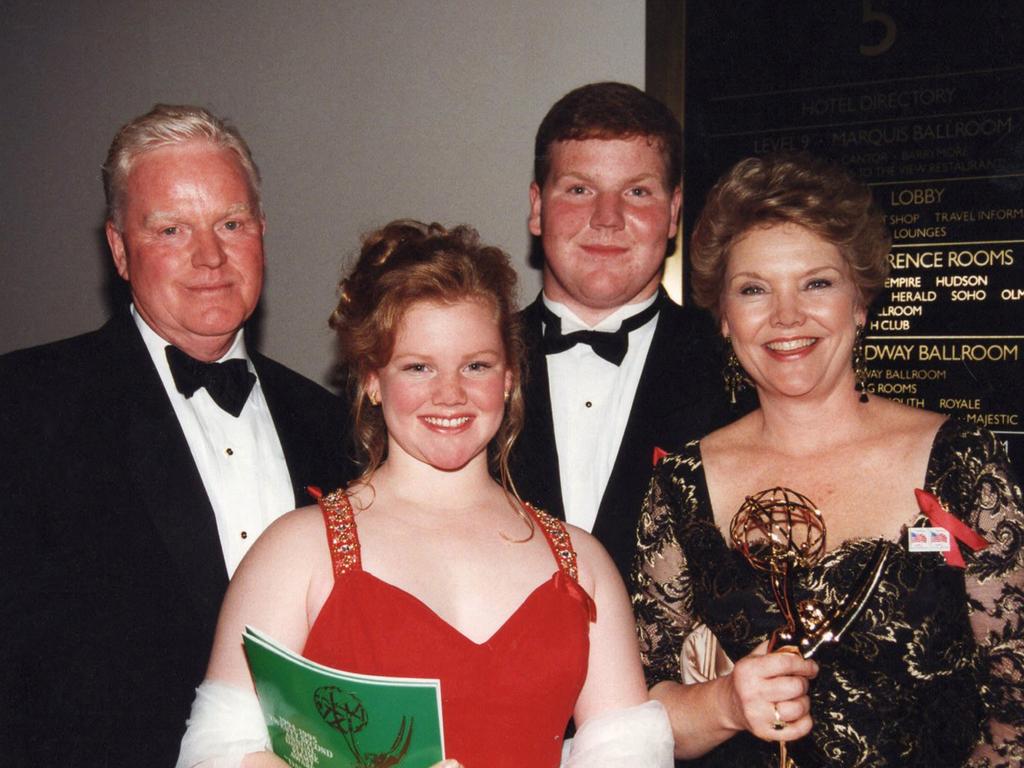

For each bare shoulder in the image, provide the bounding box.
[563,523,626,597]
[563,522,603,558]
[865,398,947,445]
[700,409,762,457]
[699,411,766,479]
[257,504,325,549]
[232,504,327,582]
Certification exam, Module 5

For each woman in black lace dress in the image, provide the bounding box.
[632,153,1023,767]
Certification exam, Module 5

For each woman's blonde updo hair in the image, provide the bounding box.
[690,152,891,319]
[330,220,525,490]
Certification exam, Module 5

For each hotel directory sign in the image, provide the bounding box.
[677,0,1023,464]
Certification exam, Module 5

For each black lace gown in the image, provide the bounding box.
[633,420,1024,767]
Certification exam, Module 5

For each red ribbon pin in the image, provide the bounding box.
[652,446,669,466]
[913,488,989,568]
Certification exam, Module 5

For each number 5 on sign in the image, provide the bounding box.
[861,0,896,56]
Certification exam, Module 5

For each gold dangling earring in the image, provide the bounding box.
[367,390,380,407]
[853,324,869,404]
[723,338,749,405]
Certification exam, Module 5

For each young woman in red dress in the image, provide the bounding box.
[177,221,673,768]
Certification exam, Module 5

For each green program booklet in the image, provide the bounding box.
[243,626,445,768]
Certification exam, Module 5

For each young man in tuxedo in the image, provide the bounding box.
[0,104,353,765]
[512,82,735,582]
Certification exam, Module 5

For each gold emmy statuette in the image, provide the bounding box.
[730,487,890,768]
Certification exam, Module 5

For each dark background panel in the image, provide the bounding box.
[652,0,1024,464]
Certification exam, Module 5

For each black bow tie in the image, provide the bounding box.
[165,345,256,417]
[541,299,660,366]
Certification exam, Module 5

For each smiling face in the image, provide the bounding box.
[529,137,681,325]
[366,299,512,473]
[105,140,265,361]
[720,223,866,403]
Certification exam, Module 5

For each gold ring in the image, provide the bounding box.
[771,704,787,731]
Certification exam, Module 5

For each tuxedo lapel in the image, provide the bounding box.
[512,299,565,518]
[115,317,228,625]
[592,297,709,573]
[607,297,696,483]
[253,352,319,507]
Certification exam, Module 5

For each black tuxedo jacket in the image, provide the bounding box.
[0,311,354,766]
[510,293,738,581]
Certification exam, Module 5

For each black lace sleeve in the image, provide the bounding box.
[632,446,704,689]
[932,425,1024,767]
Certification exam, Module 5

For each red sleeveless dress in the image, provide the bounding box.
[303,490,596,768]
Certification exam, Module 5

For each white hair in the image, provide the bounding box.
[102,103,262,227]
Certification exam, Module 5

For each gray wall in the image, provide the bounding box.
[1,0,645,384]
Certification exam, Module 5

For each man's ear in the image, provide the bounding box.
[668,185,682,239]
[106,221,130,281]
[528,182,543,237]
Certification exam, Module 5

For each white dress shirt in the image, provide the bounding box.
[133,307,295,576]
[543,293,659,532]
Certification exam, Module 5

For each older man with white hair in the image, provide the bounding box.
[0,104,352,765]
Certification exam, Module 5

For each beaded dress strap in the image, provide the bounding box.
[527,503,580,582]
[309,487,362,577]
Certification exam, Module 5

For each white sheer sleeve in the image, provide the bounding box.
[561,700,674,767]
[175,680,270,768]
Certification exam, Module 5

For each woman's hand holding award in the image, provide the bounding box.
[730,488,890,768]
